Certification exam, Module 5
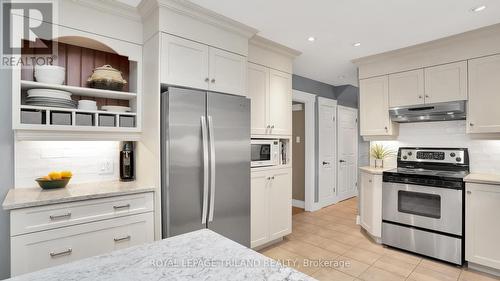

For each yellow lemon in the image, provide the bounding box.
[48,171,62,180]
[61,171,73,178]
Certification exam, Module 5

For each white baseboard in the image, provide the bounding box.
[468,262,500,277]
[292,199,305,208]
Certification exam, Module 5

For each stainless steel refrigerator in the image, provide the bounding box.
[161,87,251,247]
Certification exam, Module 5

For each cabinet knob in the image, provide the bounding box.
[266,177,271,180]
[425,95,430,98]
[368,180,372,183]
[467,191,472,194]
[384,126,388,131]
[266,125,270,129]
[271,176,275,180]
[271,125,275,129]
[469,122,474,127]
[211,78,216,83]
[418,95,423,99]
[205,78,209,82]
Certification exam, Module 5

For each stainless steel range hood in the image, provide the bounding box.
[389,101,466,123]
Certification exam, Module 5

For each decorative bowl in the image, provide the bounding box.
[34,65,66,85]
[35,177,71,189]
[87,65,127,91]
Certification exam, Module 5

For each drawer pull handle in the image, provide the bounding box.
[113,204,131,210]
[50,248,72,258]
[49,213,71,220]
[114,235,131,242]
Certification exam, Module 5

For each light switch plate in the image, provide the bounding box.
[296,136,301,143]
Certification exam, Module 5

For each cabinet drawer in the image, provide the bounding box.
[11,212,154,276]
[11,192,154,236]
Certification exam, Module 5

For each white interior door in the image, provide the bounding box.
[318,98,337,208]
[337,106,359,202]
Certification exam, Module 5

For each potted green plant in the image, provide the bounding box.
[370,144,395,168]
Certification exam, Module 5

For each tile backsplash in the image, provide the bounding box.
[15,141,120,188]
[371,120,500,173]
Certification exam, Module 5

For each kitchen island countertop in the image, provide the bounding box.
[2,180,155,210]
[7,229,316,281]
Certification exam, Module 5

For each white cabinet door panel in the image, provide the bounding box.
[389,69,425,107]
[247,63,269,135]
[467,54,500,134]
[161,34,209,89]
[359,76,397,136]
[209,47,247,96]
[269,69,292,135]
[359,171,382,239]
[466,183,500,269]
[250,170,269,248]
[268,169,292,240]
[424,61,467,104]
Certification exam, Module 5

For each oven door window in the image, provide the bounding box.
[251,144,271,162]
[398,191,441,219]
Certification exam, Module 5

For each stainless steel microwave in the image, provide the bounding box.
[251,139,280,168]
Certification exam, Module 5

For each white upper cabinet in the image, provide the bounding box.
[424,61,467,104]
[467,54,500,134]
[389,69,425,107]
[268,69,292,136]
[465,183,500,269]
[161,34,210,90]
[360,76,398,137]
[247,63,269,135]
[208,47,247,96]
[161,34,247,96]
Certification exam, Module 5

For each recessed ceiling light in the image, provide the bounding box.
[307,36,315,42]
[353,42,361,47]
[472,5,486,12]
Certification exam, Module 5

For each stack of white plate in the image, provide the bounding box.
[26,89,76,109]
[78,100,98,111]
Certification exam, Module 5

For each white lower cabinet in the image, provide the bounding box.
[465,183,500,270]
[359,170,382,240]
[251,168,291,248]
[10,192,155,276]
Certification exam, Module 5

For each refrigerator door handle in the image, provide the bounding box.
[208,115,216,222]
[201,116,209,224]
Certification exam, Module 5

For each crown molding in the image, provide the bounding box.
[69,0,141,22]
[250,35,301,58]
[352,22,500,66]
[138,0,258,39]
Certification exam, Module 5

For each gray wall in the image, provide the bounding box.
[0,67,13,278]
[292,75,336,99]
[334,85,359,109]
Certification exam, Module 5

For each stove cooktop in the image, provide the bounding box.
[385,168,469,180]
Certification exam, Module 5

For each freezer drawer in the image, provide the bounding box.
[382,222,462,265]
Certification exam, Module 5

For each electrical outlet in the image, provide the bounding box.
[99,159,114,175]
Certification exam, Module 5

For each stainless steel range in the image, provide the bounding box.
[382,147,469,265]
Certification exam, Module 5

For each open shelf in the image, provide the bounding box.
[20,105,136,116]
[21,80,137,100]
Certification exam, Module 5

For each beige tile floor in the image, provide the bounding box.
[259,197,500,281]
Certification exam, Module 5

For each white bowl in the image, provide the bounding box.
[101,105,131,113]
[34,65,65,85]
[78,100,98,111]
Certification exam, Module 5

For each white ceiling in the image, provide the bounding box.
[123,0,500,86]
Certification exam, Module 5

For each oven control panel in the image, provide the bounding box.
[399,148,466,164]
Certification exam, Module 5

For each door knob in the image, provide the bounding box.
[322,161,330,165]
[339,160,346,163]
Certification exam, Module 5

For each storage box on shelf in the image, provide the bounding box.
[12,28,142,140]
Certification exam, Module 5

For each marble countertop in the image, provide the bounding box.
[2,181,155,210]
[464,173,500,185]
[7,229,316,281]
[359,166,394,175]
